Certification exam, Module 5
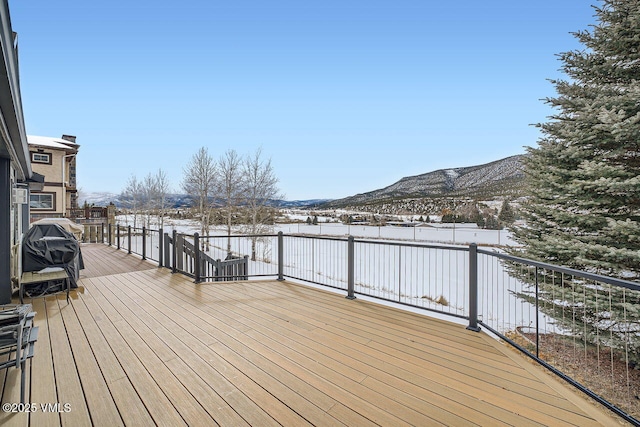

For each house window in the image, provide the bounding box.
[31,152,51,164]
[30,193,55,210]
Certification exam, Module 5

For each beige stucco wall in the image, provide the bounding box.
[29,144,77,217]
[31,149,66,182]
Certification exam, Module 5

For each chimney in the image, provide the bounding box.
[61,134,77,143]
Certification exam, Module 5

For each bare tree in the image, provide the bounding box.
[121,175,143,228]
[216,149,244,255]
[242,148,281,260]
[182,147,216,241]
[142,172,157,229]
[154,169,171,229]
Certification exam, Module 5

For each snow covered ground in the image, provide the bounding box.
[115,214,516,246]
[276,222,516,246]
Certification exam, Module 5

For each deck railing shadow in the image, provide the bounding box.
[103,224,639,426]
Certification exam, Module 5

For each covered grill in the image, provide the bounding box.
[21,223,84,295]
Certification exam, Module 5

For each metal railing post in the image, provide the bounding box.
[467,243,481,331]
[117,225,121,250]
[127,226,132,254]
[164,232,171,269]
[171,229,177,274]
[277,231,284,281]
[158,228,164,267]
[142,226,147,260]
[242,255,249,280]
[346,235,356,299]
[194,233,201,283]
[397,245,402,302]
[535,266,539,358]
[108,223,112,246]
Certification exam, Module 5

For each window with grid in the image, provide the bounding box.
[31,152,51,163]
[29,193,54,209]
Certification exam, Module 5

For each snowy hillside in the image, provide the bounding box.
[78,192,196,208]
[325,155,525,208]
[79,156,523,210]
[78,192,121,206]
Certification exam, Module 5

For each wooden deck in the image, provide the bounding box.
[0,244,622,426]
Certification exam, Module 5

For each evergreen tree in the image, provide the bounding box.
[484,215,499,230]
[510,0,640,365]
[497,200,515,225]
[469,204,484,227]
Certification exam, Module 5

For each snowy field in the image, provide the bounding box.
[276,222,516,246]
[116,214,516,246]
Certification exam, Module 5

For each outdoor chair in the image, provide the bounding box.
[0,304,39,403]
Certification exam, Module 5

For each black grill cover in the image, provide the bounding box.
[22,223,84,290]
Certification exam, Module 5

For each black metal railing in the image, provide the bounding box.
[100,226,640,425]
[475,248,640,425]
[107,224,163,264]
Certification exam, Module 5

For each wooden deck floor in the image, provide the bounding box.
[0,244,622,426]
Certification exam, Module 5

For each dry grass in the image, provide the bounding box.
[420,294,450,306]
[506,330,640,422]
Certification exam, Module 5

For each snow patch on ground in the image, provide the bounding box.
[444,169,460,179]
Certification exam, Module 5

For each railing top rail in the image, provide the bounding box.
[172,232,195,238]
[199,233,279,239]
[283,233,471,251]
[283,233,348,243]
[478,248,640,291]
[115,224,161,233]
[353,237,470,252]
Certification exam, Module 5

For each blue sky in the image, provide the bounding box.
[10,1,599,200]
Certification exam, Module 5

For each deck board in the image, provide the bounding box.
[57,298,123,427]
[78,287,190,427]
[201,281,578,426]
[27,298,57,427]
[0,244,623,426]
[70,294,154,427]
[45,297,92,427]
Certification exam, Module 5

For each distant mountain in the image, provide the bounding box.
[80,155,524,211]
[324,155,526,208]
[79,192,121,206]
[78,192,332,209]
[78,192,195,208]
[275,199,333,208]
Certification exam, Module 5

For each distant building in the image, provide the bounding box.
[28,135,80,221]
